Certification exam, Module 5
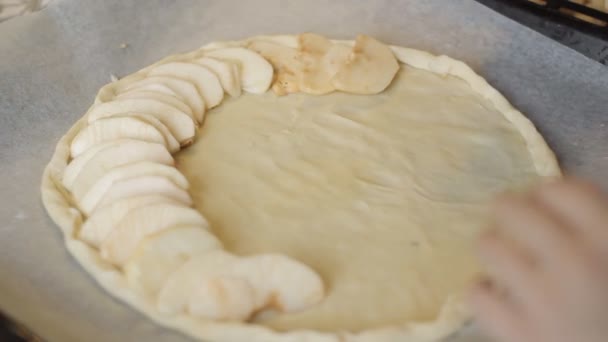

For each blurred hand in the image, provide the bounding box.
[470,178,608,342]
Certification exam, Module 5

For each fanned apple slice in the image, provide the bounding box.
[86,98,196,145]
[188,276,256,320]
[64,139,172,193]
[331,34,399,94]
[157,250,247,317]
[157,250,324,320]
[117,76,206,123]
[74,161,189,215]
[238,254,325,313]
[124,225,222,298]
[205,48,273,94]
[148,62,224,109]
[70,116,168,158]
[100,203,208,265]
[94,175,192,214]
[195,57,241,97]
[322,43,351,78]
[122,82,178,98]
[247,40,301,95]
[79,195,181,247]
[116,90,194,121]
[115,112,180,154]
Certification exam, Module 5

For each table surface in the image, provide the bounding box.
[477,0,608,65]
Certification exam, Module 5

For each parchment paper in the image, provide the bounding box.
[1,1,607,341]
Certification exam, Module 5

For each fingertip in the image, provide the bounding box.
[476,229,499,258]
[535,177,604,203]
[468,279,528,342]
[491,191,533,217]
[468,278,490,312]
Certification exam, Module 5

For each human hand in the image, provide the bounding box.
[470,179,608,342]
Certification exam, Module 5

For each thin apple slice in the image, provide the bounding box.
[331,34,399,94]
[86,98,196,145]
[100,203,208,265]
[93,175,192,214]
[188,275,256,320]
[124,225,222,298]
[195,57,241,97]
[64,139,172,193]
[79,195,180,247]
[114,112,180,154]
[117,76,206,123]
[74,161,189,215]
[157,250,250,317]
[148,62,223,109]
[116,90,194,121]
[157,250,324,320]
[247,40,301,95]
[237,254,325,313]
[205,47,273,94]
[70,116,168,158]
[321,43,351,78]
[248,36,335,95]
[122,82,178,98]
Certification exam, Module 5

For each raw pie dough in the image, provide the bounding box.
[41,34,560,342]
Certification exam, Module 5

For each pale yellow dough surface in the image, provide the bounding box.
[177,66,540,332]
[41,36,561,342]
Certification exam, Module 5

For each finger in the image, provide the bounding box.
[477,230,542,306]
[492,193,575,264]
[469,279,530,342]
[534,178,608,247]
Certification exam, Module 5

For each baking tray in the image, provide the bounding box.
[0,1,607,341]
[511,0,608,36]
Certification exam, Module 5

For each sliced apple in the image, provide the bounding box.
[86,98,196,145]
[296,33,335,95]
[251,35,299,48]
[70,116,168,158]
[117,76,205,123]
[195,57,241,98]
[238,254,325,312]
[248,36,335,95]
[93,175,192,214]
[157,250,248,316]
[321,43,351,78]
[64,139,172,194]
[331,34,399,94]
[100,202,208,265]
[79,195,180,247]
[124,225,222,298]
[247,40,301,95]
[298,33,332,55]
[157,250,324,320]
[122,82,178,98]
[116,90,194,121]
[148,62,224,109]
[205,47,273,94]
[114,112,180,154]
[74,161,189,215]
[188,276,256,320]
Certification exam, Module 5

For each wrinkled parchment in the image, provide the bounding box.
[0,0,607,341]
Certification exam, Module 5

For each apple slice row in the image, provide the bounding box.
[155,250,324,321]
[60,44,324,322]
[86,98,196,148]
[247,33,399,96]
[116,75,206,124]
[76,161,191,215]
[70,116,172,157]
[75,47,273,159]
